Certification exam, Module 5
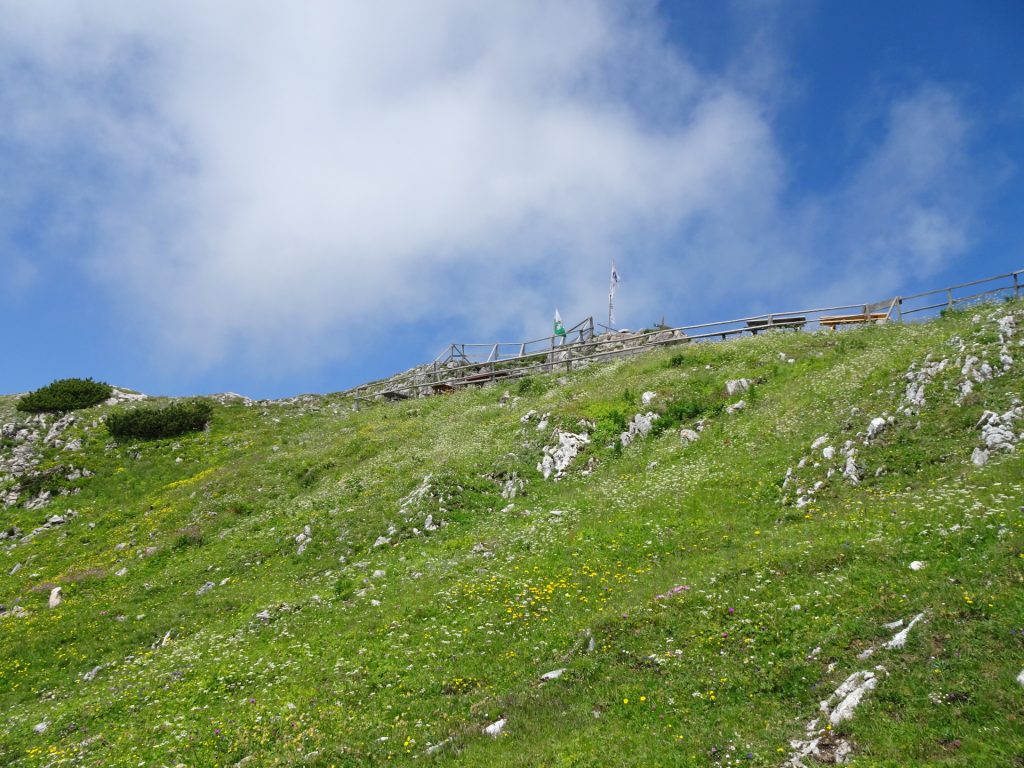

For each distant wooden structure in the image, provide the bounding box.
[345,268,1022,406]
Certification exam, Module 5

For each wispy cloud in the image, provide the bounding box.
[0,2,993,377]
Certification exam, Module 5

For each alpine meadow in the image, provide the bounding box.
[1,301,1022,767]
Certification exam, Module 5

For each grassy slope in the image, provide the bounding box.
[1,304,1022,767]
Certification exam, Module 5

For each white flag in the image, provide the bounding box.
[609,261,620,298]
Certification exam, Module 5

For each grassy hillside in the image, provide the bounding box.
[1,303,1022,767]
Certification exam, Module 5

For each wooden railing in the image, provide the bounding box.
[346,267,1022,406]
[433,317,595,365]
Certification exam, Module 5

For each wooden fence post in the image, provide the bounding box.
[946,289,953,309]
[1015,272,1020,298]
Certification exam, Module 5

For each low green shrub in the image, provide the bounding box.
[107,399,213,440]
[515,376,546,396]
[16,378,113,413]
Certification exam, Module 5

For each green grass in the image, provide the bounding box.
[1,304,1022,767]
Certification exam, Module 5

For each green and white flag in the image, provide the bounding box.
[554,308,566,337]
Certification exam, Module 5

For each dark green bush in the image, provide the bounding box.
[515,376,546,396]
[107,399,213,440]
[16,378,113,413]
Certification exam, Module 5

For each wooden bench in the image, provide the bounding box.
[746,316,806,334]
[461,369,513,386]
[819,312,889,329]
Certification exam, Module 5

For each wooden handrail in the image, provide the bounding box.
[345,266,1023,401]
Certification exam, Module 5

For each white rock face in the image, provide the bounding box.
[828,669,881,726]
[105,387,148,405]
[538,430,590,479]
[483,718,506,737]
[294,525,313,555]
[784,661,891,766]
[883,612,926,650]
[620,413,659,448]
[843,456,861,485]
[725,379,752,397]
[866,417,887,441]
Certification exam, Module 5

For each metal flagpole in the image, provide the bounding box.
[608,261,620,330]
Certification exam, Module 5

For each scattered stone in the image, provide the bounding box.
[538,430,590,480]
[372,569,386,579]
[196,581,215,596]
[48,586,62,608]
[821,446,835,460]
[641,391,657,405]
[483,718,506,737]
[843,456,861,485]
[83,665,104,682]
[295,525,312,555]
[866,417,887,441]
[540,668,566,681]
[810,435,829,450]
[725,400,746,415]
[372,536,391,548]
[620,413,658,447]
[829,669,883,726]
[33,721,49,734]
[909,561,926,571]
[882,612,925,651]
[424,738,452,756]
[678,428,699,444]
[725,379,752,397]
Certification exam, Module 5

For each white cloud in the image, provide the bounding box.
[805,87,978,303]
[0,2,988,376]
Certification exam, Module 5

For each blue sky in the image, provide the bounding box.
[1,0,1022,399]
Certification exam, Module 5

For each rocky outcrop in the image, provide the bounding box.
[538,430,590,480]
[620,412,658,448]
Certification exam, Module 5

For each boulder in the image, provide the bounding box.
[678,428,699,444]
[725,379,752,397]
